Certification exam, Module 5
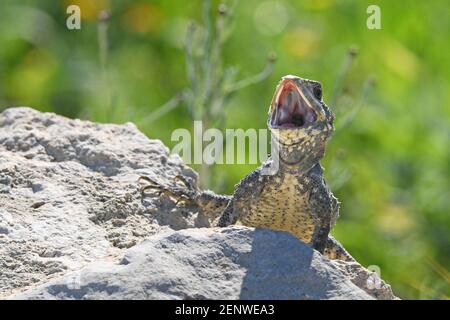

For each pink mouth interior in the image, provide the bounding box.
[271,81,317,128]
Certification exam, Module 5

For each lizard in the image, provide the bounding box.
[139,75,354,261]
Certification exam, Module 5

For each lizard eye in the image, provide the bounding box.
[313,85,322,100]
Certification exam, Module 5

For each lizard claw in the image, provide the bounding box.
[174,174,198,191]
[138,175,196,205]
[138,176,163,196]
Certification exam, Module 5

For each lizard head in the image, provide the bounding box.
[267,75,335,166]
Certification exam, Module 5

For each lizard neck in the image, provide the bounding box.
[274,140,325,175]
[262,154,321,176]
[278,157,321,175]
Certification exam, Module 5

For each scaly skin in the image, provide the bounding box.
[140,75,354,261]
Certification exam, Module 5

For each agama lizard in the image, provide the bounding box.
[140,75,354,261]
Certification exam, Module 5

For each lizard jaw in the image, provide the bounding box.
[269,79,317,130]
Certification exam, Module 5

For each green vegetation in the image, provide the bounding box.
[0,0,449,299]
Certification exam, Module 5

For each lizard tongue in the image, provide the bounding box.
[278,92,304,127]
[276,86,316,128]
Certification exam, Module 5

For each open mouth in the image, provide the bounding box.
[270,80,317,129]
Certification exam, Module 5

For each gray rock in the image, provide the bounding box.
[12,227,382,300]
[0,107,397,300]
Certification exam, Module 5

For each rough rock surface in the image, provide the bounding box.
[0,107,397,300]
[14,227,385,300]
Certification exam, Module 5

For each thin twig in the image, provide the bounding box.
[204,4,228,119]
[97,11,110,71]
[337,75,375,129]
[330,46,358,108]
[139,93,184,125]
[202,0,212,67]
[97,10,112,120]
[184,23,197,92]
[184,23,199,119]
[226,54,277,93]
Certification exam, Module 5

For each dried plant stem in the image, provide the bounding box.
[330,47,358,109]
[97,10,113,120]
[227,56,276,93]
[139,93,184,125]
[147,0,276,189]
[337,75,376,129]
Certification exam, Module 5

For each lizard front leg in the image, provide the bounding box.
[139,175,231,221]
[306,173,355,261]
[216,168,267,227]
[307,172,338,255]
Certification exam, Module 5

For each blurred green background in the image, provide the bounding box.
[0,0,449,299]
